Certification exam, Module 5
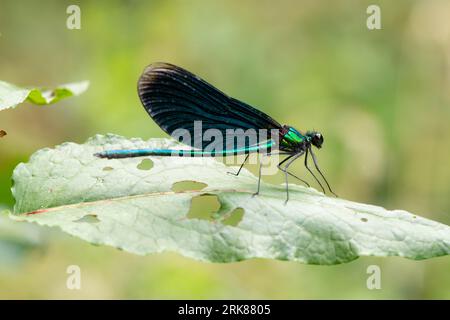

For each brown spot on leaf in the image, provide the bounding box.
[27,208,48,215]
[74,214,100,223]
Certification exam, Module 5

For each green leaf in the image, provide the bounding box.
[10,135,450,264]
[0,80,89,111]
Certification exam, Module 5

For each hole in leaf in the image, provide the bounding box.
[361,218,368,222]
[222,207,245,226]
[171,180,208,192]
[137,159,153,170]
[74,214,100,223]
[103,166,114,171]
[187,194,221,221]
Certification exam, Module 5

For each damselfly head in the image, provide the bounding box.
[307,131,324,149]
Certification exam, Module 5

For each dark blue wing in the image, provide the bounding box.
[138,62,282,150]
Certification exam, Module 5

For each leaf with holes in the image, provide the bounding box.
[0,80,89,111]
[10,135,450,264]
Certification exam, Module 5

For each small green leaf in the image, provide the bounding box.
[0,80,89,111]
[10,135,450,264]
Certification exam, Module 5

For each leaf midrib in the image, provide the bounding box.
[15,188,256,215]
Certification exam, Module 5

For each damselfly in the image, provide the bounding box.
[95,63,337,202]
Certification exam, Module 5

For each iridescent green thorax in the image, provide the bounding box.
[279,126,306,150]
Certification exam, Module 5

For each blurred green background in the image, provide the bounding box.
[0,0,449,299]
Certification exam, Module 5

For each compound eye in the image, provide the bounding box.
[314,133,324,147]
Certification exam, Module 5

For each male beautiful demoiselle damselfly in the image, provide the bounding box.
[95,62,337,202]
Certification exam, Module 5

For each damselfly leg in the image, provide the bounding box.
[308,147,338,197]
[304,148,326,194]
[280,152,304,203]
[227,154,249,176]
